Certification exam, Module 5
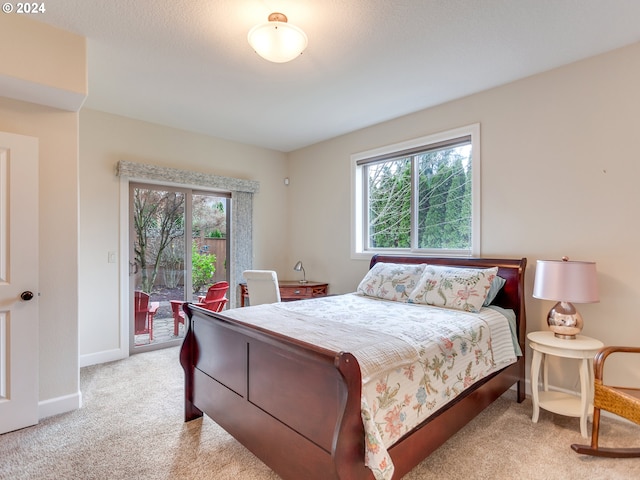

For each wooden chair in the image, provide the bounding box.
[134,291,159,341]
[170,300,186,336]
[197,281,229,312]
[243,270,280,306]
[172,282,229,335]
[571,346,640,457]
[197,281,229,304]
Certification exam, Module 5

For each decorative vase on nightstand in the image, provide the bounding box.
[546,300,583,339]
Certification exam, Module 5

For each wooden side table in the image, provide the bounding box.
[240,281,328,307]
[528,330,604,437]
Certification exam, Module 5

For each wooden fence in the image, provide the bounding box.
[155,237,227,289]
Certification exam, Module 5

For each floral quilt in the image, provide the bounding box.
[221,293,518,480]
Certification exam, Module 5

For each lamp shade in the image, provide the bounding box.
[248,13,308,63]
[533,259,599,304]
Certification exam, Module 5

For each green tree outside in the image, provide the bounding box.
[192,241,216,294]
[367,145,471,250]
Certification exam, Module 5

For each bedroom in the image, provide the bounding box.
[0,0,639,471]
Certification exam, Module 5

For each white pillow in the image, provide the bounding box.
[357,262,426,302]
[408,265,498,313]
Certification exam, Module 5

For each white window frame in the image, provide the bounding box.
[351,124,480,259]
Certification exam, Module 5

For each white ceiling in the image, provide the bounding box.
[36,0,640,152]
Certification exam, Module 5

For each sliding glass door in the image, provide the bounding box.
[129,183,229,353]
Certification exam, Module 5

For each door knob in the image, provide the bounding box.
[21,291,34,301]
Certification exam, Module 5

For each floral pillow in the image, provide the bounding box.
[357,262,426,302]
[408,265,498,313]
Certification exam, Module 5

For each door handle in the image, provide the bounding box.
[21,291,34,301]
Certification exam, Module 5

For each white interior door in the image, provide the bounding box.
[0,131,39,434]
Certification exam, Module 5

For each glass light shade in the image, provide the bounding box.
[248,13,308,63]
[533,259,599,339]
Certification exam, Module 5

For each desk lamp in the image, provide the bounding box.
[293,261,307,284]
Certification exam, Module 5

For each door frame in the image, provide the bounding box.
[120,177,232,356]
[128,182,191,355]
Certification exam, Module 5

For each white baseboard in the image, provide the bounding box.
[79,347,128,368]
[38,390,82,420]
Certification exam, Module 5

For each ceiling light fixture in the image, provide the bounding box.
[248,12,308,63]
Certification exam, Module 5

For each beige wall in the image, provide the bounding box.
[0,14,86,111]
[287,42,640,391]
[79,110,289,362]
[0,15,85,416]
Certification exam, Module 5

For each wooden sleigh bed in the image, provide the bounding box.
[180,255,527,479]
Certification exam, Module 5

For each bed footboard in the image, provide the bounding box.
[180,303,372,480]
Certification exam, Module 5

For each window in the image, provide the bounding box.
[352,124,480,258]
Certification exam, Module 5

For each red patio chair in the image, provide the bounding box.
[197,281,229,312]
[170,300,186,336]
[134,291,159,342]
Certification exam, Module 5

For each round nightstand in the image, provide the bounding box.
[527,330,604,438]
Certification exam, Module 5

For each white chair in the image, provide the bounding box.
[243,270,281,306]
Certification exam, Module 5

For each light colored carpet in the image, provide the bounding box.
[1,346,639,480]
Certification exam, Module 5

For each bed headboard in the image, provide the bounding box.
[369,254,527,350]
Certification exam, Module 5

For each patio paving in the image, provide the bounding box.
[134,313,185,347]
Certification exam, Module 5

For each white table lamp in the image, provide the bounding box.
[533,257,599,339]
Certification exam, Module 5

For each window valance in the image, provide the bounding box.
[116,160,259,193]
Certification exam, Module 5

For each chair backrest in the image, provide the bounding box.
[243,270,281,306]
[202,281,229,302]
[134,290,149,312]
[134,291,150,332]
